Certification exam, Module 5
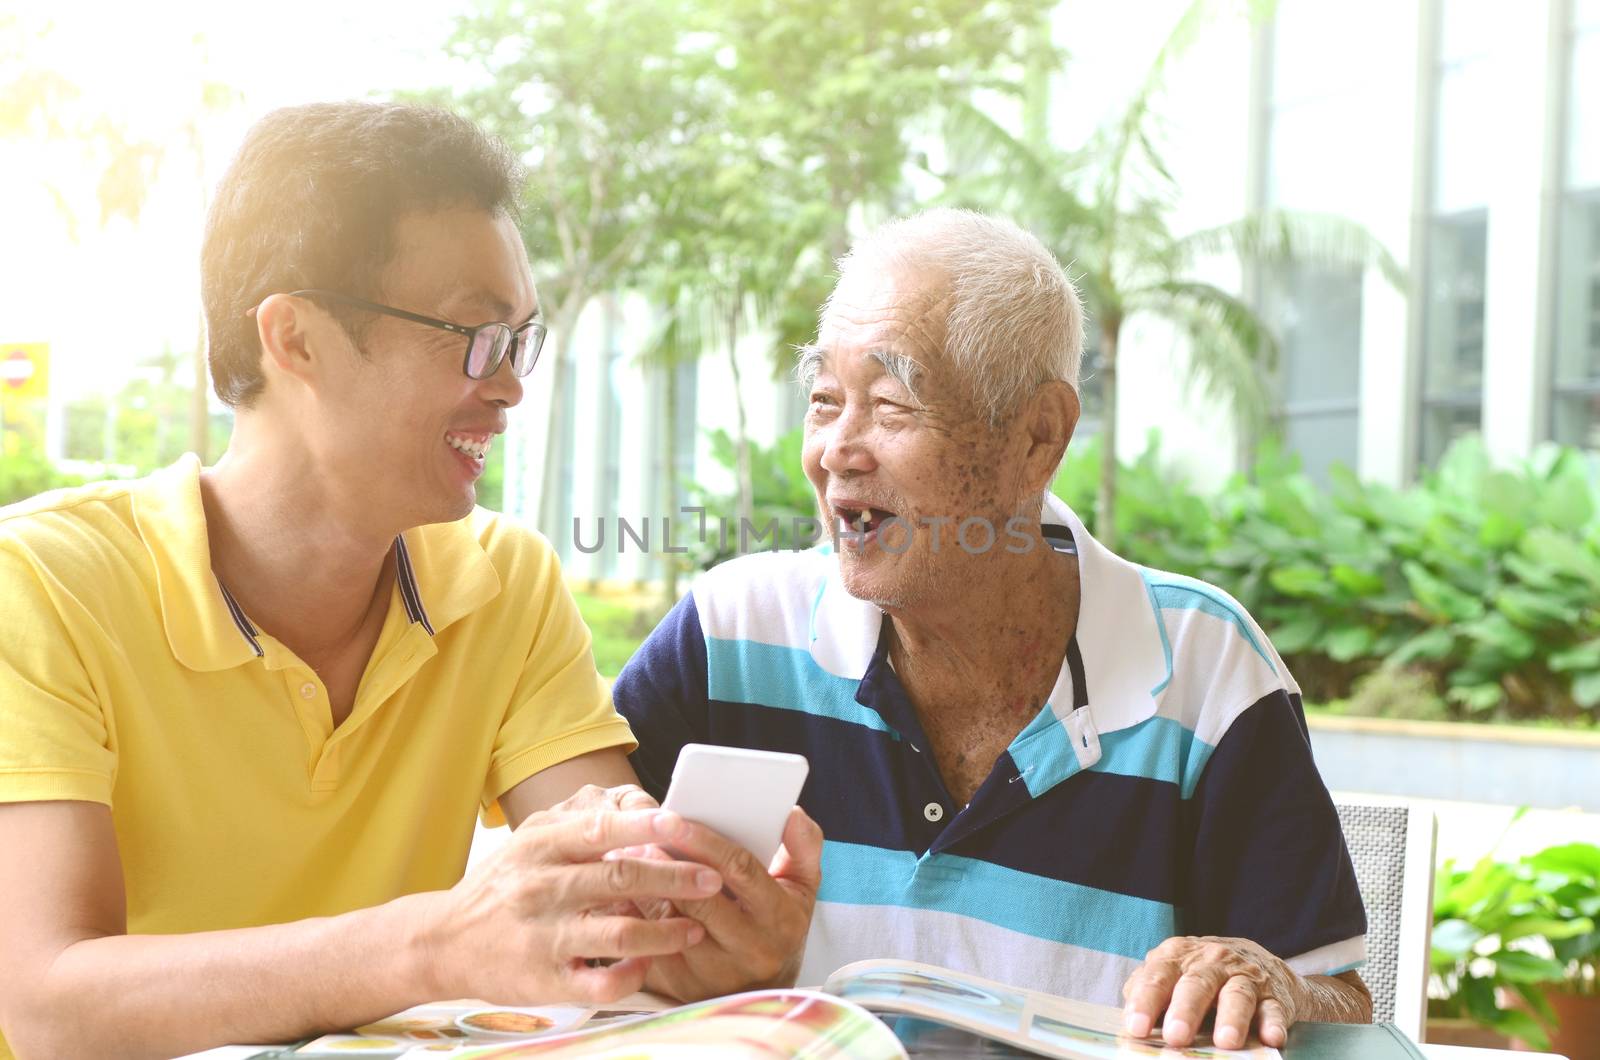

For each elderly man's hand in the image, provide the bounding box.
[636,807,824,1001]
[1121,935,1307,1049]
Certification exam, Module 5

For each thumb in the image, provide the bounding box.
[770,806,824,892]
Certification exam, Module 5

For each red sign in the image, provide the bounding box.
[2,349,33,389]
[0,344,47,399]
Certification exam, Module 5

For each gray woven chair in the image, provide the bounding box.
[1334,797,1437,1041]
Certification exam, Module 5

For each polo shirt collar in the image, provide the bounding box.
[133,455,261,672]
[1043,492,1170,735]
[394,516,502,636]
[133,456,501,671]
[807,492,1170,737]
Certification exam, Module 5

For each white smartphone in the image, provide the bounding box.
[660,743,810,868]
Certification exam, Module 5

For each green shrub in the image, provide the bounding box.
[1344,667,1452,722]
[1053,433,1600,725]
[686,426,1599,723]
[0,433,84,507]
[688,427,817,570]
[572,590,668,678]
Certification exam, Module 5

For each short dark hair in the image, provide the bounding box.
[201,101,524,407]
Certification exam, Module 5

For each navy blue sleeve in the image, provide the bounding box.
[1181,690,1367,970]
[612,590,710,800]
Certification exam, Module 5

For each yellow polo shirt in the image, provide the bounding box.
[0,454,634,933]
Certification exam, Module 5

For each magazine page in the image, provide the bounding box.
[821,960,1281,1060]
[283,1005,601,1056]
[440,990,908,1060]
[269,991,680,1057]
[284,1001,597,1056]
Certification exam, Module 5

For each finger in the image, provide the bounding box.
[564,912,706,961]
[633,894,677,921]
[530,808,689,864]
[1211,975,1259,1050]
[769,807,824,890]
[1163,963,1229,1047]
[596,898,642,918]
[663,888,748,947]
[1258,996,1293,1048]
[558,855,722,908]
[1121,958,1182,1038]
[564,955,651,1004]
[614,786,659,812]
[603,843,673,863]
[661,824,788,951]
[666,820,777,902]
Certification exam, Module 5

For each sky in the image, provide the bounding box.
[0,0,466,407]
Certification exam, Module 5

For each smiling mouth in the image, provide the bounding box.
[832,502,898,537]
[445,431,492,462]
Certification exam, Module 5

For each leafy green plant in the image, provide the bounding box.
[1343,667,1451,722]
[0,432,83,507]
[1430,836,1600,1049]
[1051,431,1600,724]
[689,427,817,571]
[572,589,668,678]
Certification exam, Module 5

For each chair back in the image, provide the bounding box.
[1334,797,1437,1040]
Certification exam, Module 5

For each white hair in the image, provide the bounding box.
[805,207,1084,427]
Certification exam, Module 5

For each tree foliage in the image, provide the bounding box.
[420,0,1056,533]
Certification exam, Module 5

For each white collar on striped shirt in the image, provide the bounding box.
[808,492,1168,738]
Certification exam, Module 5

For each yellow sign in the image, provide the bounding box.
[0,343,48,401]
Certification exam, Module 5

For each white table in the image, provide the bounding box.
[1422,1047,1567,1059]
[178,1042,1571,1059]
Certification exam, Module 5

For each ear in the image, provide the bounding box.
[1018,380,1080,497]
[252,293,326,392]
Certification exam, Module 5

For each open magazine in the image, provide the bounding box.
[268,959,1280,1059]
[821,959,1280,1059]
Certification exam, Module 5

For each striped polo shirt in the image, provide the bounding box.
[614,493,1366,1003]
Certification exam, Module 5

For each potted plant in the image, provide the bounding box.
[1430,839,1600,1056]
[1517,842,1600,1056]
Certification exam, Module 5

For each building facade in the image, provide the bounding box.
[503,0,1600,577]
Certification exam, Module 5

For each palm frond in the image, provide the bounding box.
[1178,208,1406,288]
[637,284,710,371]
[937,100,1089,222]
[1129,279,1278,431]
[1099,0,1213,209]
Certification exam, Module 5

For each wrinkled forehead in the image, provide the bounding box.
[816,266,952,370]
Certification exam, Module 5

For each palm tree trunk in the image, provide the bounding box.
[726,286,755,530]
[660,350,681,605]
[536,300,583,534]
[1095,317,1121,549]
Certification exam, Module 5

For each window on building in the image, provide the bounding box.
[1420,210,1488,465]
[1265,264,1364,482]
[1552,6,1600,450]
[1261,0,1385,479]
[1417,0,1491,468]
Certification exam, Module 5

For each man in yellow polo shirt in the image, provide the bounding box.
[0,102,819,1059]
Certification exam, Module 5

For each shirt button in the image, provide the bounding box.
[299,681,317,700]
[923,802,944,823]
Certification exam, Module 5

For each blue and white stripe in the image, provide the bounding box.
[615,493,1367,1002]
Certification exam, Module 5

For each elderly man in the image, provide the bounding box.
[614,208,1370,1050]
[0,102,815,1060]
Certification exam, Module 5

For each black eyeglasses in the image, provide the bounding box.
[282,289,546,380]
